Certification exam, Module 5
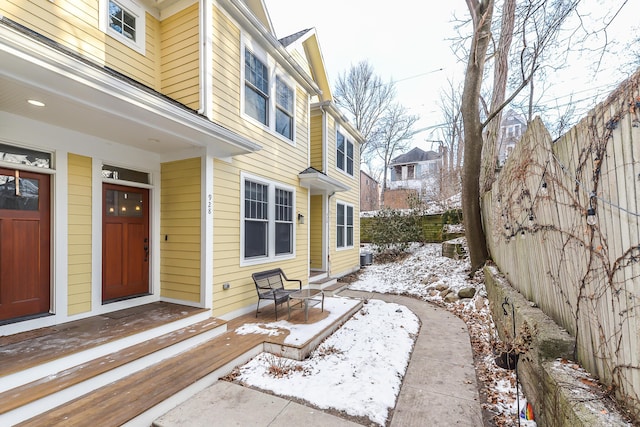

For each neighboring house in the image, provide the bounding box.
[497,109,527,165]
[360,170,379,211]
[382,188,419,210]
[0,0,361,338]
[386,147,442,207]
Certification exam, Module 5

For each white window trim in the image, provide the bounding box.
[335,128,354,177]
[99,0,147,56]
[240,36,297,145]
[240,172,296,266]
[336,200,354,250]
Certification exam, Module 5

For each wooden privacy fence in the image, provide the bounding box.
[482,70,640,421]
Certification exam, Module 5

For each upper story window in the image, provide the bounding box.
[245,49,269,125]
[241,173,295,265]
[109,1,136,41]
[407,164,415,179]
[100,0,146,55]
[275,77,294,139]
[242,40,296,143]
[336,131,354,176]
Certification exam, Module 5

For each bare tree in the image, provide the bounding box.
[333,61,396,164]
[372,103,419,205]
[461,0,595,270]
[433,78,465,176]
[461,0,494,270]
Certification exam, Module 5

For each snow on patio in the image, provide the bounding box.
[232,299,419,426]
[227,242,537,426]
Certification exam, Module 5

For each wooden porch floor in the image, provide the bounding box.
[1,298,361,426]
[0,302,209,377]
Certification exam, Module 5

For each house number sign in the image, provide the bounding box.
[207,194,213,215]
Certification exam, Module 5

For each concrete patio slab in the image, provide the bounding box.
[154,291,484,427]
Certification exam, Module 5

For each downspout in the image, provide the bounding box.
[320,104,327,173]
[198,0,213,118]
[319,104,329,273]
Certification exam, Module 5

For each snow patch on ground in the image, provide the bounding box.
[234,299,419,426]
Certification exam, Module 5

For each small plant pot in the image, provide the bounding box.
[494,351,519,370]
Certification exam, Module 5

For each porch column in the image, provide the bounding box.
[201,152,214,309]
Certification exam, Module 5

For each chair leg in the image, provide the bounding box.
[255,300,260,318]
[274,300,278,320]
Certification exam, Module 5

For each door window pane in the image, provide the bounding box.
[0,175,39,210]
[106,189,144,217]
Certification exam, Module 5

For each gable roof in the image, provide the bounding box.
[242,0,274,34]
[390,147,441,165]
[360,170,379,184]
[279,28,332,102]
[501,109,527,126]
[279,29,312,47]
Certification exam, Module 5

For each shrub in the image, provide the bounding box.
[370,202,423,257]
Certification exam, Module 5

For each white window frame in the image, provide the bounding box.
[240,172,296,266]
[336,129,354,176]
[336,201,354,250]
[99,0,146,55]
[241,37,297,144]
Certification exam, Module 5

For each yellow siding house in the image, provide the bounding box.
[0,0,362,336]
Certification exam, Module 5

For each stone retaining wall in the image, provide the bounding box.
[484,265,631,426]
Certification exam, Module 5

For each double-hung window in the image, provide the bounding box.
[275,77,294,139]
[242,174,295,264]
[275,188,293,254]
[245,48,269,126]
[336,131,354,176]
[336,202,354,249]
[244,180,269,258]
[242,41,296,142]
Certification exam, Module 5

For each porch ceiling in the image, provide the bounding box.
[0,19,261,157]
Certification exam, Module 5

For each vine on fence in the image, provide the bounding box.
[487,73,640,422]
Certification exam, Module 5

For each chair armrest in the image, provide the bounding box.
[280,272,302,289]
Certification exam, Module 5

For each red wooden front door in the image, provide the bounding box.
[102,184,150,302]
[0,168,51,321]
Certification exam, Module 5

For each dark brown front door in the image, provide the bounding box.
[102,184,149,302]
[0,168,51,321]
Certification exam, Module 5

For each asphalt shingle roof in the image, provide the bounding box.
[390,147,441,165]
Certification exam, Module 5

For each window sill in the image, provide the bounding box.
[240,253,296,268]
[241,113,296,146]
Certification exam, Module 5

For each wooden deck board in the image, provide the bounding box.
[16,305,335,427]
[0,318,224,414]
[0,302,207,377]
[16,331,264,427]
[6,297,357,427]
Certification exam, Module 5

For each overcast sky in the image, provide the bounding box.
[264,1,639,151]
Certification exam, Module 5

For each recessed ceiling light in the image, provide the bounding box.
[27,99,46,107]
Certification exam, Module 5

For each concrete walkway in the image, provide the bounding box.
[154,291,483,427]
